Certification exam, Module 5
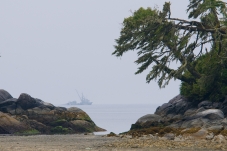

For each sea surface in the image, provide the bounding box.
[60,104,159,135]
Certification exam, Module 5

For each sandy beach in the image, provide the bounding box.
[0,134,225,151]
[0,134,117,151]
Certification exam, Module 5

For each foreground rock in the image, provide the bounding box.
[0,89,105,135]
[129,94,227,143]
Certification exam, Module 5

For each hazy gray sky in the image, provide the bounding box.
[0,0,189,105]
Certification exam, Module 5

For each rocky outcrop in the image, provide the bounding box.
[0,89,105,135]
[0,112,29,134]
[0,89,13,102]
[130,94,227,141]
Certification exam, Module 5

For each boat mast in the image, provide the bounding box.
[76,90,82,102]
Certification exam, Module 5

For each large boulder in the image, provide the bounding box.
[178,109,224,128]
[0,111,30,134]
[189,109,224,120]
[155,95,192,117]
[198,101,213,109]
[0,89,13,102]
[131,114,164,130]
[0,98,17,108]
[16,93,42,110]
[67,107,83,112]
[155,103,175,116]
[23,105,103,133]
[0,90,105,134]
[70,120,99,133]
[136,114,162,124]
[129,94,227,141]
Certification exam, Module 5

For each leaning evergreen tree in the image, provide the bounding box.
[113,0,227,102]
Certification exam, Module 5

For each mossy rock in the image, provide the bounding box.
[15,129,40,135]
[49,119,68,127]
[107,132,117,137]
[51,126,70,134]
[70,120,97,133]
[181,127,201,135]
[126,127,191,137]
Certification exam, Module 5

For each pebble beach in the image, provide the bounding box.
[0,134,226,151]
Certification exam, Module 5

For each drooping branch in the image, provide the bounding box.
[167,18,226,34]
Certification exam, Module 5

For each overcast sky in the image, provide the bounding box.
[0,0,189,105]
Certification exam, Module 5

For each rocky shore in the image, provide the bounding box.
[0,89,105,135]
[1,89,227,150]
[115,94,227,150]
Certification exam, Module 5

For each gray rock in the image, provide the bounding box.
[15,105,26,115]
[206,133,214,140]
[202,109,224,119]
[0,98,17,108]
[0,104,16,114]
[213,102,222,109]
[180,109,224,128]
[155,95,191,116]
[136,114,162,124]
[155,103,175,116]
[221,118,227,125]
[55,107,67,111]
[221,106,227,116]
[184,108,197,117]
[207,125,223,131]
[35,99,55,109]
[163,133,175,140]
[181,118,206,128]
[166,114,175,119]
[0,111,30,134]
[70,120,96,132]
[168,94,187,104]
[174,100,191,115]
[28,107,51,115]
[198,101,213,109]
[196,107,206,113]
[38,104,55,110]
[16,93,42,110]
[0,89,13,102]
[193,109,224,120]
[212,135,227,143]
[174,135,184,141]
[172,114,183,120]
[190,128,208,139]
[168,123,181,129]
[68,107,83,113]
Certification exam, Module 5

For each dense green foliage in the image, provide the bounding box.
[113,0,227,102]
[180,52,227,102]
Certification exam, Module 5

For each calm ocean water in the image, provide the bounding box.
[60,104,159,135]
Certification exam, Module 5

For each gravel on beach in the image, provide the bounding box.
[0,134,225,151]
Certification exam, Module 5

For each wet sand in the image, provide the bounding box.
[0,134,224,151]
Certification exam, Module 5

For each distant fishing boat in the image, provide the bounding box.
[66,90,92,105]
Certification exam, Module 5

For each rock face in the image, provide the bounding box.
[131,94,227,138]
[0,112,29,134]
[0,89,105,135]
[0,89,13,102]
